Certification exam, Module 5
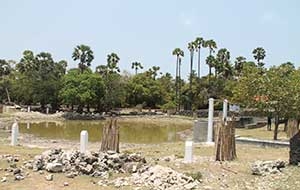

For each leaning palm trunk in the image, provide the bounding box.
[5,87,11,104]
[215,119,237,161]
[100,117,120,152]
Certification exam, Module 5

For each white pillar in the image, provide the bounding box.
[207,98,214,142]
[80,130,88,154]
[26,122,30,129]
[11,122,19,146]
[223,99,228,122]
[184,141,193,163]
[46,107,49,114]
[27,106,30,112]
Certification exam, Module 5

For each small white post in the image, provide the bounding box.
[80,130,88,154]
[207,98,214,143]
[26,122,30,129]
[184,141,193,163]
[11,122,19,146]
[27,106,30,112]
[223,99,228,122]
[46,107,49,114]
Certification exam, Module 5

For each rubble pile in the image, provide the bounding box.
[251,160,286,176]
[23,149,146,178]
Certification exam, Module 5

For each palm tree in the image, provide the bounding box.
[215,48,230,77]
[172,48,184,111]
[107,53,120,73]
[203,40,217,76]
[0,59,12,104]
[131,62,143,75]
[17,50,36,73]
[72,44,94,73]
[194,37,204,78]
[234,56,246,77]
[206,55,216,76]
[252,47,266,67]
[188,41,195,110]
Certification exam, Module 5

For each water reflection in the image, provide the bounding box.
[19,120,191,144]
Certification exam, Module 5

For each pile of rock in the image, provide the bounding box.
[98,165,200,189]
[62,112,105,120]
[251,160,286,176]
[23,149,146,178]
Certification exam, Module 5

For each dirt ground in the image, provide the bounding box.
[0,112,299,190]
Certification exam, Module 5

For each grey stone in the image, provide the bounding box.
[46,163,63,173]
[15,174,24,181]
[1,177,7,183]
[45,174,54,181]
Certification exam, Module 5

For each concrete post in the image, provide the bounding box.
[223,99,228,122]
[11,122,19,146]
[184,141,193,163]
[80,130,88,154]
[46,107,49,114]
[27,106,30,112]
[26,122,30,129]
[207,98,214,142]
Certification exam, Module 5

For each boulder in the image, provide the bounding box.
[46,163,63,173]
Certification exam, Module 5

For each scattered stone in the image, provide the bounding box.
[251,160,286,176]
[46,163,63,173]
[39,170,44,175]
[65,172,76,178]
[13,168,21,175]
[1,177,7,183]
[63,182,69,186]
[15,174,24,181]
[45,174,54,181]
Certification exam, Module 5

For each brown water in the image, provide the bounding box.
[19,119,192,144]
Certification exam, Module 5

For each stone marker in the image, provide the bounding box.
[11,122,19,146]
[193,120,208,142]
[26,122,30,129]
[80,130,88,154]
[207,98,214,143]
[27,106,30,112]
[184,141,193,163]
[46,107,49,114]
[223,99,228,122]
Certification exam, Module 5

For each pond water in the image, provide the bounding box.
[19,119,192,144]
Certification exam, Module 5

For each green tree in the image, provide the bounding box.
[215,48,232,79]
[172,48,184,110]
[72,44,94,73]
[194,37,204,78]
[131,62,143,75]
[203,39,217,76]
[234,56,247,77]
[252,47,266,67]
[0,59,12,103]
[188,41,195,110]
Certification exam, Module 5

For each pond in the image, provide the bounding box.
[19,118,192,144]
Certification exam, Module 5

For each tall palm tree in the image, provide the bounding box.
[107,53,120,73]
[72,44,94,73]
[203,39,217,76]
[206,55,216,76]
[234,56,246,77]
[188,41,195,110]
[131,62,143,75]
[252,47,266,67]
[215,48,230,77]
[0,59,12,103]
[194,37,204,78]
[172,48,184,110]
[17,50,36,73]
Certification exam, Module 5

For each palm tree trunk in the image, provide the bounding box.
[175,56,179,111]
[5,87,11,104]
[178,58,181,111]
[135,68,138,75]
[190,51,193,110]
[197,48,201,78]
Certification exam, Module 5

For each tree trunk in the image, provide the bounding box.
[287,119,299,138]
[283,118,288,132]
[100,117,120,152]
[5,87,11,104]
[273,115,279,140]
[178,58,181,111]
[175,56,178,112]
[190,51,193,110]
[215,120,237,161]
[197,48,201,78]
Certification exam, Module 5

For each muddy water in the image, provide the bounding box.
[19,119,192,144]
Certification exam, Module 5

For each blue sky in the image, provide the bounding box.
[1,0,299,79]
